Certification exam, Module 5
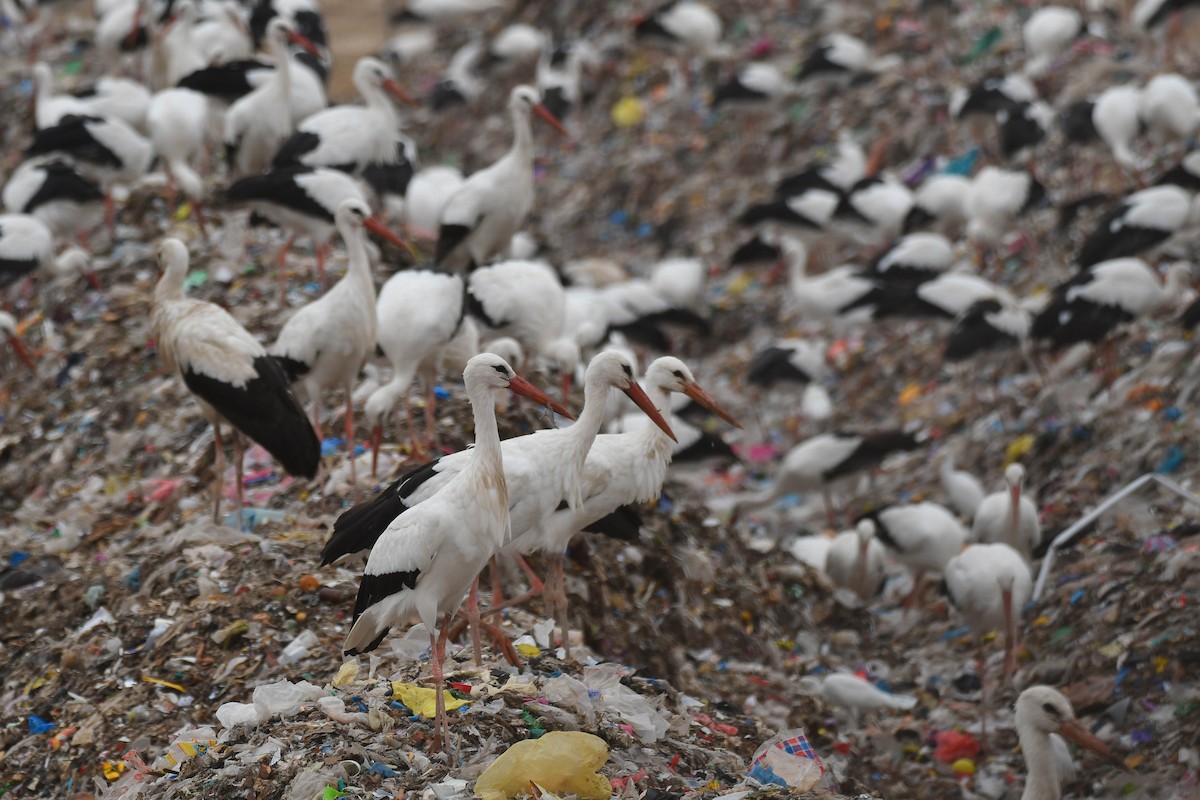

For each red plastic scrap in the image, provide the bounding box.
[934,730,981,763]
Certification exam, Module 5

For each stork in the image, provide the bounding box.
[146,88,211,231]
[2,159,104,245]
[945,542,1032,681]
[270,200,410,501]
[152,238,320,525]
[1075,185,1192,269]
[1014,686,1126,800]
[973,463,1041,561]
[0,312,35,372]
[0,214,96,291]
[939,452,985,521]
[824,519,886,603]
[867,501,967,606]
[342,353,559,751]
[434,85,568,271]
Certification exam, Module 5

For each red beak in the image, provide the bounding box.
[127,4,143,47]
[383,78,420,108]
[287,30,322,57]
[508,374,573,419]
[533,103,570,137]
[683,382,742,428]
[364,216,417,258]
[7,333,36,373]
[623,382,676,442]
[560,370,572,406]
[1058,718,1127,770]
[370,424,382,478]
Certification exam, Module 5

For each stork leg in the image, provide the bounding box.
[233,430,245,531]
[822,484,839,529]
[553,553,571,660]
[429,616,451,752]
[486,555,547,614]
[104,192,116,237]
[425,381,439,454]
[212,424,225,525]
[1002,587,1018,682]
[465,576,484,666]
[344,380,359,504]
[977,641,990,750]
[315,242,330,289]
[275,234,296,304]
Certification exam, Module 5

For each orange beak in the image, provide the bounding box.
[1058,718,1127,770]
[287,30,322,57]
[508,374,573,419]
[370,424,383,478]
[683,382,742,428]
[560,370,572,406]
[127,4,143,47]
[364,216,417,258]
[623,382,676,442]
[6,333,36,373]
[533,103,570,137]
[383,78,420,108]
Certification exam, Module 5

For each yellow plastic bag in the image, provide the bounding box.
[475,732,610,800]
[391,682,471,718]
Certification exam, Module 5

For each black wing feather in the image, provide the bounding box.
[321,459,442,565]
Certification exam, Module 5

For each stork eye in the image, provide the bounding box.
[492,364,509,375]
[672,370,684,379]
[1042,703,1061,717]
[622,364,632,378]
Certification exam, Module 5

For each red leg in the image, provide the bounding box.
[490,554,505,630]
[316,243,330,289]
[233,431,245,530]
[425,381,439,453]
[275,234,296,304]
[344,382,358,504]
[487,555,546,614]
[466,576,483,666]
[104,193,116,237]
[431,616,451,751]
[212,424,225,525]
[554,554,570,659]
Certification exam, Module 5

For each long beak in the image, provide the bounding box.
[623,382,676,442]
[85,271,103,290]
[1058,718,1127,770]
[364,216,417,258]
[127,4,143,47]
[1009,484,1021,540]
[508,374,574,419]
[6,333,36,373]
[383,78,420,108]
[560,370,572,406]
[370,424,382,478]
[533,103,570,137]
[287,31,322,57]
[683,382,742,428]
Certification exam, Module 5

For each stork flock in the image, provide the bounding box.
[2,0,1179,789]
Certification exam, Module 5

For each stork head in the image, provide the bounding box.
[509,84,569,137]
[334,199,413,254]
[1015,686,1125,769]
[463,352,571,417]
[54,248,102,290]
[355,56,418,107]
[266,17,321,57]
[483,337,525,372]
[585,351,675,441]
[644,356,742,429]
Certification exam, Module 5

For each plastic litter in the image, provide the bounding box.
[474,732,611,800]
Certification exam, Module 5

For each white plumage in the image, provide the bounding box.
[2,160,104,242]
[824,520,886,602]
[635,1,723,57]
[159,0,208,87]
[782,238,877,327]
[403,166,465,238]
[966,167,1044,244]
[798,673,917,724]
[1139,73,1200,142]
[147,88,211,205]
[905,173,971,235]
[972,463,1041,560]
[1014,686,1125,800]
[435,85,567,271]
[224,18,302,177]
[1093,85,1145,169]
[835,177,914,242]
[873,233,956,278]
[365,268,467,465]
[940,453,985,521]
[873,502,967,574]
[1022,6,1082,77]
[945,543,1032,678]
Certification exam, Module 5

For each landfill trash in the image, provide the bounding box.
[474,732,611,800]
[745,728,825,791]
[392,681,473,718]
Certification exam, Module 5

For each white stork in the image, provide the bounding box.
[342,353,558,751]
[502,356,736,655]
[466,259,578,401]
[2,159,104,245]
[939,452,985,521]
[1076,185,1192,268]
[178,48,328,123]
[192,0,253,64]
[824,519,886,603]
[1021,6,1083,77]
[248,0,327,52]
[833,175,914,244]
[146,88,211,231]
[0,214,96,290]
[31,62,151,132]
[365,267,468,467]
[152,238,320,524]
[903,173,971,236]
[973,463,1041,561]
[868,233,957,282]
[0,312,35,372]
[224,18,319,177]
[711,62,797,109]
[781,238,878,328]
[270,200,409,500]
[225,166,367,297]
[965,167,1046,247]
[869,501,967,605]
[1032,259,1192,353]
[1014,686,1126,800]
[633,1,723,59]
[945,542,1032,680]
[746,337,827,387]
[1139,73,1200,143]
[25,113,153,233]
[733,430,921,525]
[158,0,208,87]
[797,32,898,80]
[434,85,568,271]
[537,41,597,120]
[271,56,418,197]
[797,673,916,725]
[402,165,464,239]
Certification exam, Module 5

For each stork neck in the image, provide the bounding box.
[340,226,374,293]
[270,39,292,104]
[570,377,613,455]
[1019,725,1060,800]
[509,104,534,164]
[785,245,808,290]
[466,382,503,473]
[154,261,186,304]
